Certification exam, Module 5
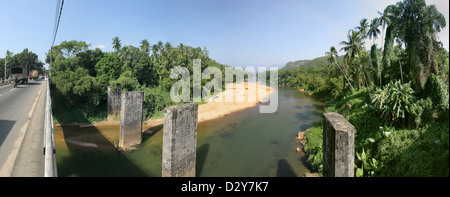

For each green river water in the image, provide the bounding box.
[54,86,324,177]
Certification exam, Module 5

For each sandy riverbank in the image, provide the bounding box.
[57,82,275,129]
[196,81,275,122]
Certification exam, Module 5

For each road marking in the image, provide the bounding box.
[0,81,45,177]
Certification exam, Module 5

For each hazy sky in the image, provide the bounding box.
[0,0,448,69]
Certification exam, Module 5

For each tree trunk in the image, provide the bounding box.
[399,60,404,84]
[335,61,355,90]
[361,64,372,99]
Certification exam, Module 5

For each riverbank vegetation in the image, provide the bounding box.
[279,0,449,176]
[47,39,235,123]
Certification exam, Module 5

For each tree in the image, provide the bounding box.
[370,44,381,86]
[156,41,163,58]
[46,40,89,63]
[76,48,104,76]
[140,39,150,54]
[13,48,44,73]
[357,50,376,97]
[395,0,446,93]
[380,5,399,87]
[109,70,139,92]
[367,17,381,46]
[60,40,90,59]
[340,30,364,63]
[325,46,354,90]
[2,50,13,79]
[377,7,394,50]
[95,53,122,88]
[424,73,449,114]
[112,36,122,54]
[356,18,369,40]
[340,29,375,98]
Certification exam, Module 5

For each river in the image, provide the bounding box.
[54,86,324,177]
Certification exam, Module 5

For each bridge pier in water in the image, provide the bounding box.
[119,91,144,150]
[107,85,122,119]
[322,112,355,177]
[162,103,198,177]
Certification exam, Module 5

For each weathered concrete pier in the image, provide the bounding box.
[322,112,355,177]
[107,85,122,119]
[119,91,144,150]
[162,103,198,177]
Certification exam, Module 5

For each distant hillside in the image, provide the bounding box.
[283,59,311,69]
[282,56,339,70]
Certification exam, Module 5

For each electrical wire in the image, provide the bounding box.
[51,0,64,47]
[50,0,64,76]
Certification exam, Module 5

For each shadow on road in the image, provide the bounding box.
[0,120,16,147]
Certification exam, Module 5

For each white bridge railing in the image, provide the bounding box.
[43,79,57,177]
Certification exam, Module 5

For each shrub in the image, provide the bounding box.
[371,80,417,124]
[377,123,449,177]
[142,85,175,119]
[410,98,433,127]
[425,73,449,117]
[304,125,323,172]
[109,70,139,92]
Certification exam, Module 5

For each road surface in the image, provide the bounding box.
[0,80,46,177]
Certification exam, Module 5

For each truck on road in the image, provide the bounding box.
[10,66,28,84]
[29,70,39,80]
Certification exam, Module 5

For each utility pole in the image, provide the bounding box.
[49,46,52,84]
[4,52,7,81]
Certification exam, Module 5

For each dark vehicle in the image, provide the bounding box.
[10,66,28,84]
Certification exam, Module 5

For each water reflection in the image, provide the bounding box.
[54,86,324,177]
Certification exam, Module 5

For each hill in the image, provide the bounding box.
[282,56,342,70]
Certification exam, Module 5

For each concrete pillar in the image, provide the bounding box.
[162,103,198,177]
[107,85,122,119]
[323,112,355,177]
[119,91,143,150]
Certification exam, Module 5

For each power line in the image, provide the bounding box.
[51,0,60,46]
[52,0,64,47]
[49,0,64,79]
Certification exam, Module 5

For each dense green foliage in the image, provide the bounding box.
[48,39,230,123]
[1,49,45,79]
[372,80,416,124]
[287,0,448,177]
[303,124,323,172]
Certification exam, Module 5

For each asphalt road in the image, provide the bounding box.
[0,80,46,177]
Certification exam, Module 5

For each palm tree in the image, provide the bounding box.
[326,46,355,90]
[356,18,369,40]
[120,45,130,64]
[377,7,394,49]
[340,30,364,62]
[340,29,375,98]
[140,39,150,54]
[163,42,172,68]
[156,41,164,60]
[177,43,186,66]
[357,51,375,98]
[112,36,122,54]
[367,17,381,46]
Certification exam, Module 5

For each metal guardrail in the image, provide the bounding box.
[43,79,57,177]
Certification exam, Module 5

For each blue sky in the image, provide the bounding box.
[1,0,448,69]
